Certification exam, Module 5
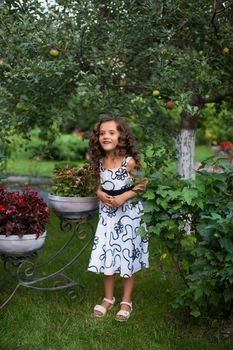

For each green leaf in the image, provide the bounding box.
[166,232,175,239]
[193,285,205,301]
[157,186,170,198]
[181,235,197,249]
[195,198,204,209]
[142,214,152,223]
[167,189,182,200]
[190,308,201,318]
[219,238,233,253]
[144,190,155,200]
[156,198,168,209]
[182,188,198,205]
[148,225,161,235]
[136,226,147,236]
[143,201,155,213]
[145,145,154,158]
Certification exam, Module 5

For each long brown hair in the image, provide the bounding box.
[88,116,140,175]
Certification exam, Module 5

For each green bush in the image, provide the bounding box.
[31,134,89,161]
[141,156,233,317]
[197,103,233,145]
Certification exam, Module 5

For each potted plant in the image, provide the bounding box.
[0,184,49,256]
[48,164,99,219]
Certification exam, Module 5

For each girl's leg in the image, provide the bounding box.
[104,274,115,300]
[116,274,135,320]
[122,274,135,302]
[94,274,115,316]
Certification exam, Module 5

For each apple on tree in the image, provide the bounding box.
[223,47,230,55]
[152,89,160,97]
[49,48,59,57]
[165,100,176,109]
[119,79,126,87]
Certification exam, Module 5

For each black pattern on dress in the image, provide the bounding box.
[87,157,149,277]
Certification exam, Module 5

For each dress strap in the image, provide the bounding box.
[121,156,132,167]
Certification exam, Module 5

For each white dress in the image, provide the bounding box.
[88,157,149,278]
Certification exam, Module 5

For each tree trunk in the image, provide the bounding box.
[175,111,198,235]
[175,111,198,180]
[175,129,196,179]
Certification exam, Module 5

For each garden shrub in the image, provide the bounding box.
[31,134,89,161]
[51,163,97,197]
[197,103,233,145]
[141,155,233,317]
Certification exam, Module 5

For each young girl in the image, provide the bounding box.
[87,115,149,321]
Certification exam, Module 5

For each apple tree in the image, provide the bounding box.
[1,0,233,178]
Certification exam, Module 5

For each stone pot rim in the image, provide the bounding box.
[48,193,98,202]
[0,231,47,241]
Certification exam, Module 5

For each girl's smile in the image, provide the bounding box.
[99,121,120,153]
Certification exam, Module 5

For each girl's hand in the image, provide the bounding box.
[132,182,146,192]
[96,188,112,207]
[110,193,127,208]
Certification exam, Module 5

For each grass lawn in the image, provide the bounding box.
[0,213,233,350]
[6,158,59,177]
[195,145,213,162]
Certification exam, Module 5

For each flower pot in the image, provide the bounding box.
[0,231,47,256]
[48,194,99,219]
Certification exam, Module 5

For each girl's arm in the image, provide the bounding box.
[110,158,145,208]
[96,186,112,207]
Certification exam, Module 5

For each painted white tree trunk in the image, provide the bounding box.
[175,129,196,180]
[175,129,196,235]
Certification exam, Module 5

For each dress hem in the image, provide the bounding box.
[87,265,149,278]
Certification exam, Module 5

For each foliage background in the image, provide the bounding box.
[1,0,233,167]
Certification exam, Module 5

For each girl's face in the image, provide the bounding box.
[99,121,120,153]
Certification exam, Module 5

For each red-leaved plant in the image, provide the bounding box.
[219,141,233,153]
[0,184,49,238]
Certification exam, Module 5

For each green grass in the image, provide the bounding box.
[195,145,213,162]
[1,213,233,350]
[6,158,59,177]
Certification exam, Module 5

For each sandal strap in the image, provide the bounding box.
[103,297,115,305]
[116,310,131,319]
[94,304,107,316]
[120,301,132,310]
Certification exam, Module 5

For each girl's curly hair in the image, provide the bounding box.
[88,115,140,175]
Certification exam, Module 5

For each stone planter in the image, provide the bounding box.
[48,194,99,219]
[0,231,47,256]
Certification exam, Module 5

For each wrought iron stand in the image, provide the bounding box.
[0,211,96,309]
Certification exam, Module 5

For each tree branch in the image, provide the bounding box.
[201,92,233,105]
[211,0,218,36]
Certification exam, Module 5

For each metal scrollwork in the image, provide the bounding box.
[0,213,96,309]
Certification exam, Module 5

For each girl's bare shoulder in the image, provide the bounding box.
[127,157,137,172]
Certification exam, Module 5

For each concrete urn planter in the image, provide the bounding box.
[48,194,99,219]
[0,231,47,256]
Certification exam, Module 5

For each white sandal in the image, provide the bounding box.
[115,301,133,322]
[93,297,115,318]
